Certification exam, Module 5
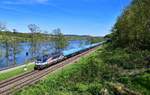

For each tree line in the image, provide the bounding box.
[110,0,150,50]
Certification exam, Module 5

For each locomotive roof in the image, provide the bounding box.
[36,51,63,60]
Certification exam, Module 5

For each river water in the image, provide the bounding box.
[0,40,90,69]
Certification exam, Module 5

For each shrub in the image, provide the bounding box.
[87,83,102,95]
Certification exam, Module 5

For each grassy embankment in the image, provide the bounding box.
[0,63,34,82]
[14,45,150,95]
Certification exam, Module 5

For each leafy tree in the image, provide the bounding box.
[111,0,150,50]
[51,28,68,52]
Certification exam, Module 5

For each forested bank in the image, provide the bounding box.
[110,0,150,50]
[103,0,150,94]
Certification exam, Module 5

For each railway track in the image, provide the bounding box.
[0,46,99,95]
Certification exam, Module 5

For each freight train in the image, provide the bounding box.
[34,42,103,70]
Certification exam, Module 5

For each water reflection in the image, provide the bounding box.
[0,40,89,69]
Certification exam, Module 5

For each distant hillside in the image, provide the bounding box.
[0,31,104,43]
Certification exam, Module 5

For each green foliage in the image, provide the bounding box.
[99,45,150,94]
[75,83,89,92]
[86,36,104,44]
[111,0,150,50]
[51,28,68,51]
[118,72,150,95]
[106,1,150,94]
[87,83,102,95]
[100,46,150,69]
[133,73,150,89]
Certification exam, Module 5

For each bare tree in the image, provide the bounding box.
[3,36,11,66]
[0,23,10,66]
[10,29,22,65]
[28,24,40,59]
[28,24,40,33]
[0,22,7,31]
[0,44,2,58]
[12,29,17,33]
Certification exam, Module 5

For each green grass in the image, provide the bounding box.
[0,64,34,81]
[15,49,104,95]
[14,46,150,95]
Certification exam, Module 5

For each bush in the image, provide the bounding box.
[100,47,150,69]
[75,83,89,92]
[87,83,102,95]
[133,73,150,89]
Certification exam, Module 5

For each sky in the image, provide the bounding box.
[0,0,132,36]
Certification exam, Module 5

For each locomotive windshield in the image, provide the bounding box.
[36,51,63,63]
[36,55,48,63]
[36,56,43,63]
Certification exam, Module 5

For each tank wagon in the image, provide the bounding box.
[34,42,103,70]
